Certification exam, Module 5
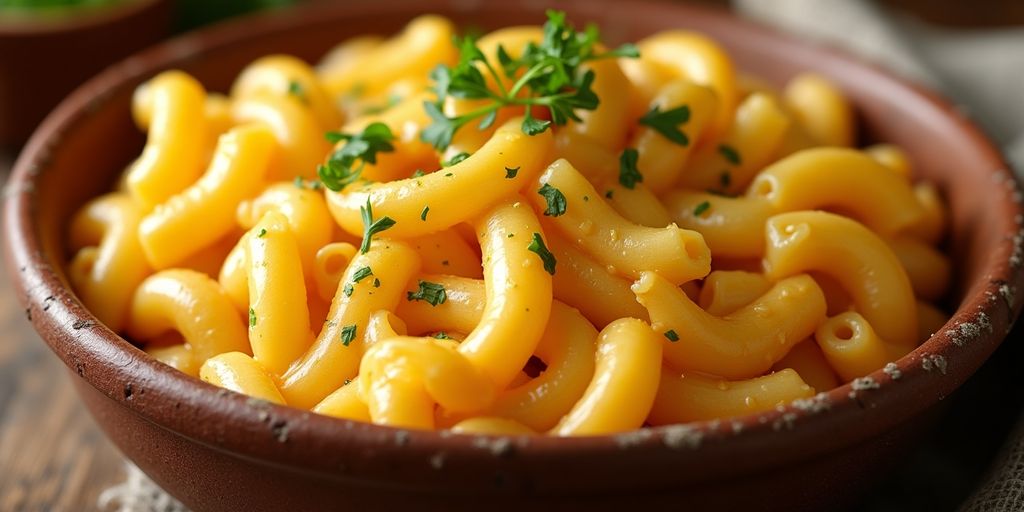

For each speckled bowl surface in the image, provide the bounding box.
[4,1,1023,510]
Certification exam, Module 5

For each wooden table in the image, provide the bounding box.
[0,151,126,511]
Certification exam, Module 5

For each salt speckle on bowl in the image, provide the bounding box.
[883,363,902,380]
[772,413,798,432]
[394,430,410,447]
[851,377,880,391]
[613,429,653,448]
[921,354,948,375]
[662,424,703,449]
[791,393,831,414]
[999,283,1016,309]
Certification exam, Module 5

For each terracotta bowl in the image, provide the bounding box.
[0,0,172,148]
[4,1,1023,510]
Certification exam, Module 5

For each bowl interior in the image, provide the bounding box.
[6,0,1022,498]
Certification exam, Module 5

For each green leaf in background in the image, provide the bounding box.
[174,0,296,32]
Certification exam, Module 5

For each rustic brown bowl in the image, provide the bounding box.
[0,0,171,148]
[4,1,1023,510]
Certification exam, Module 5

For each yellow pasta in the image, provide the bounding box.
[246,211,314,376]
[126,71,209,208]
[68,194,151,332]
[637,31,737,139]
[631,80,718,193]
[634,271,826,379]
[749,148,925,235]
[280,240,421,409]
[199,352,286,405]
[69,12,953,436]
[678,92,791,193]
[532,159,711,284]
[649,369,814,424]
[326,119,553,238]
[231,95,329,181]
[232,54,343,131]
[552,318,663,436]
[766,211,918,351]
[127,269,250,367]
[815,312,895,381]
[138,124,276,269]
[783,73,855,147]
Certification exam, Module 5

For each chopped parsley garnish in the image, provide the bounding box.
[433,332,452,340]
[358,198,396,253]
[693,201,711,217]
[373,278,380,288]
[287,80,306,102]
[420,206,430,221]
[639,104,691,146]
[618,148,643,189]
[718,144,742,165]
[537,183,567,217]
[420,9,639,150]
[664,329,679,342]
[720,171,732,188]
[505,166,520,179]
[352,266,373,283]
[292,176,322,190]
[441,152,470,167]
[412,169,426,178]
[341,324,357,346]
[256,228,267,238]
[343,283,354,297]
[527,232,557,275]
[318,122,395,191]
[248,307,256,327]
[407,280,448,306]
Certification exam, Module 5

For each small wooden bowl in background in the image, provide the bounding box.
[3,0,1023,510]
[0,0,172,148]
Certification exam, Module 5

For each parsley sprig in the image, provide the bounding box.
[421,10,639,150]
[359,198,396,254]
[639,104,691,146]
[318,122,396,191]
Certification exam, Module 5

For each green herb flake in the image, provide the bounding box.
[248,307,256,327]
[341,324,357,346]
[420,206,430,221]
[720,171,732,188]
[343,283,354,297]
[505,166,520,179]
[352,266,374,283]
[407,280,448,306]
[527,232,557,275]
[537,183,567,217]
[718,144,742,165]
[618,148,643,189]
[441,152,470,167]
[433,331,452,340]
[664,329,679,342]
[639,104,691,146]
[693,201,711,217]
[287,80,306,102]
[359,198,396,254]
[319,122,396,191]
[257,228,267,238]
[373,278,381,288]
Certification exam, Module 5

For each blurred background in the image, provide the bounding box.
[1,1,1022,510]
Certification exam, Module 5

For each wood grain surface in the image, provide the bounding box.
[0,151,126,512]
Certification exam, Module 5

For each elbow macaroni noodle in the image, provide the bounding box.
[67,14,952,436]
